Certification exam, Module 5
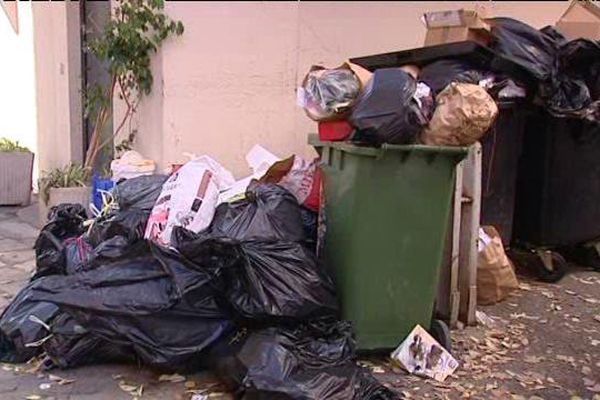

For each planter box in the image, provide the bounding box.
[0,152,34,206]
[39,186,92,224]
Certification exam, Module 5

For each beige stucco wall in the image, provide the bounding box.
[32,2,83,179]
[125,1,569,178]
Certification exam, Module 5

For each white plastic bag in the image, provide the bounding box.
[144,156,234,246]
[110,150,156,181]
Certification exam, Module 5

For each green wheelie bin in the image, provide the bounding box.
[311,136,467,351]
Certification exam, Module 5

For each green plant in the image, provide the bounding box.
[38,163,90,205]
[0,138,30,152]
[83,0,184,174]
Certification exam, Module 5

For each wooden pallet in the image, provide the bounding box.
[437,143,481,328]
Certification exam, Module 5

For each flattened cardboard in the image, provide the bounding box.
[423,9,491,47]
[556,1,600,40]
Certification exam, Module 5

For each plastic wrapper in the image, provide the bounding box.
[33,204,88,280]
[299,65,362,122]
[209,320,400,400]
[350,68,430,145]
[63,236,93,275]
[256,159,322,212]
[145,156,235,246]
[112,174,168,211]
[421,83,499,146]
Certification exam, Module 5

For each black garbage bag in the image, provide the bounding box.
[88,208,150,247]
[85,236,151,269]
[299,206,318,252]
[27,243,231,370]
[203,184,306,243]
[29,254,179,315]
[227,241,337,323]
[419,59,486,94]
[112,174,168,211]
[489,17,599,120]
[175,231,338,323]
[33,204,88,280]
[489,17,563,82]
[52,285,231,371]
[0,279,60,363]
[558,39,600,101]
[350,68,429,145]
[209,320,400,400]
[42,312,135,370]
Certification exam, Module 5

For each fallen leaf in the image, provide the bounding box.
[158,373,186,383]
[589,384,600,393]
[524,356,544,363]
[584,298,599,304]
[594,315,600,323]
[565,290,577,295]
[592,339,600,347]
[185,380,197,389]
[583,366,592,375]
[584,378,596,387]
[112,374,123,380]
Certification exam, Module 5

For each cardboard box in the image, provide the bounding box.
[423,9,491,47]
[555,1,600,40]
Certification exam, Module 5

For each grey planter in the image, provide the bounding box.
[0,152,34,206]
[39,186,92,224]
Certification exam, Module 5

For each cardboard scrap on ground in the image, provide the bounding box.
[390,325,459,382]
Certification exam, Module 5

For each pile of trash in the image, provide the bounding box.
[299,16,600,147]
[0,156,399,399]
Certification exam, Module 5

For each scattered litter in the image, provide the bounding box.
[158,373,186,383]
[390,325,459,382]
[118,381,144,397]
[25,396,42,400]
[476,310,496,327]
[39,383,51,390]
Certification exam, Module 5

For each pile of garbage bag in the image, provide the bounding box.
[299,16,600,148]
[0,176,399,399]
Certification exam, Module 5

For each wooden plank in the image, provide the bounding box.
[458,143,482,325]
[436,157,464,328]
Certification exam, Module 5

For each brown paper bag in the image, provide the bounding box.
[421,82,498,146]
[477,226,519,305]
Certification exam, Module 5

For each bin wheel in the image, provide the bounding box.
[430,319,452,353]
[533,251,567,283]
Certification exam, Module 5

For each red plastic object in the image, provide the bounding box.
[318,120,353,141]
